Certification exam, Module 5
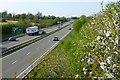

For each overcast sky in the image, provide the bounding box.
[0,0,117,17]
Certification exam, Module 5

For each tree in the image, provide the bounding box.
[79,15,87,24]
[26,12,34,20]
[17,19,31,32]
[7,13,12,18]
[33,17,39,23]
[73,15,87,32]
[20,13,26,19]
[15,14,21,18]
[2,11,7,18]
[60,16,67,23]
[50,16,56,20]
[73,19,82,32]
[35,12,42,19]
[71,16,78,19]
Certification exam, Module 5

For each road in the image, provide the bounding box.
[1,24,72,78]
[0,22,70,52]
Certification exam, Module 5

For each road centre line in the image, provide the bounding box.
[26,52,31,55]
[12,61,17,64]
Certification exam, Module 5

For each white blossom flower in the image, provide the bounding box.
[106,73,114,78]
[84,71,86,75]
[104,30,107,34]
[100,62,107,70]
[75,74,79,79]
[115,37,118,44]
[113,51,118,54]
[91,22,94,25]
[114,20,119,25]
[107,47,110,50]
[97,36,101,41]
[83,68,86,71]
[89,72,92,76]
[87,58,94,64]
[106,56,112,63]
[81,58,84,62]
[113,64,117,68]
[102,40,105,45]
[88,53,91,56]
[106,32,110,37]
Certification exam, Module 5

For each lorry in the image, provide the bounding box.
[26,26,39,36]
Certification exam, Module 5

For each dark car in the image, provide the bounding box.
[68,27,72,30]
[8,37,16,41]
[41,30,46,34]
[53,37,59,41]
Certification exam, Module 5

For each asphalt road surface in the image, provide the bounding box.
[1,23,72,78]
[0,22,71,52]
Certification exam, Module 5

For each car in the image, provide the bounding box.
[41,30,46,34]
[68,27,72,30]
[8,37,16,41]
[53,37,59,41]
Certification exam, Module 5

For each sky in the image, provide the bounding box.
[0,0,118,17]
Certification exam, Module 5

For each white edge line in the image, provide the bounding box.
[16,27,71,78]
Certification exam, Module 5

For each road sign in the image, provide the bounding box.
[12,27,23,33]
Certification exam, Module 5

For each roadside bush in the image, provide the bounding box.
[80,2,120,79]
[73,15,87,32]
[17,19,32,32]
[73,19,82,32]
[2,24,17,35]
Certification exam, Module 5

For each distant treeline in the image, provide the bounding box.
[0,11,67,21]
[0,11,69,29]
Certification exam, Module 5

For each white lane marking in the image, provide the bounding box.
[26,52,31,55]
[16,29,72,78]
[12,61,17,64]
[50,41,59,50]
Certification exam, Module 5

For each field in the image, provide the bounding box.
[0,20,18,25]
